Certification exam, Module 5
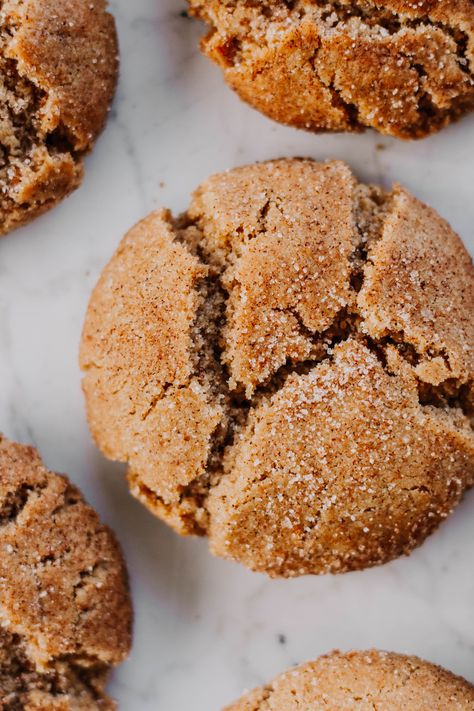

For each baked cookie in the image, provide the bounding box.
[189,0,474,139]
[0,0,118,236]
[81,158,474,578]
[0,434,132,709]
[224,650,474,710]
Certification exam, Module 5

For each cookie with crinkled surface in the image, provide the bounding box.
[0,0,118,236]
[81,158,474,578]
[189,0,474,139]
[0,434,132,709]
[224,650,474,710]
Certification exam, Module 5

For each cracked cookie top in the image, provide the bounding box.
[0,435,132,710]
[80,158,474,577]
[0,0,118,236]
[189,0,474,139]
[224,650,474,710]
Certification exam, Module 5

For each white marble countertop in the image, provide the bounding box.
[0,1,473,709]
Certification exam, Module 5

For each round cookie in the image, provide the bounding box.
[224,650,474,710]
[189,0,474,139]
[0,0,118,236]
[81,158,474,578]
[0,434,132,710]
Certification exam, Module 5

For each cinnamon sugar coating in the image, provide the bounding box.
[0,0,118,236]
[189,0,474,139]
[224,650,474,710]
[0,435,132,709]
[81,158,474,577]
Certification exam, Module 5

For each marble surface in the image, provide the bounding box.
[0,0,474,708]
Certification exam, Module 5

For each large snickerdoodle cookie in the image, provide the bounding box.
[0,435,132,709]
[0,0,118,236]
[224,650,474,710]
[189,0,474,139]
[81,158,474,578]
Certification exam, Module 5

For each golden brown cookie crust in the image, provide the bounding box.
[0,0,118,236]
[189,0,474,139]
[81,158,474,577]
[0,435,132,710]
[224,650,474,710]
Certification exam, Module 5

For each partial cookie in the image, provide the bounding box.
[0,0,118,236]
[189,0,474,139]
[224,650,474,710]
[81,158,474,578]
[0,434,132,710]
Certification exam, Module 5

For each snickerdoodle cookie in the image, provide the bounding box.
[0,434,132,709]
[0,0,118,236]
[189,0,474,139]
[224,650,474,710]
[81,158,474,578]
